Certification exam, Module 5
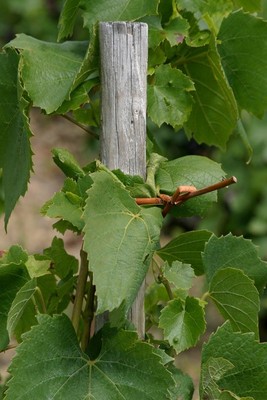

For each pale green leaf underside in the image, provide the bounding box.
[202,233,267,292]
[157,230,212,275]
[6,314,173,400]
[159,297,206,353]
[155,155,225,217]
[83,170,162,314]
[209,268,259,338]
[218,11,267,116]
[163,261,195,291]
[202,322,267,399]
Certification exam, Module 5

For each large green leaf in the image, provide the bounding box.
[6,34,89,113]
[80,0,159,29]
[6,314,174,399]
[218,11,267,117]
[209,268,259,337]
[157,230,212,275]
[83,170,162,314]
[155,155,225,217]
[202,233,267,292]
[0,264,29,351]
[159,297,206,353]
[147,64,194,128]
[183,37,238,148]
[0,49,32,226]
[201,322,267,400]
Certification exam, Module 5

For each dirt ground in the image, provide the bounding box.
[0,110,220,398]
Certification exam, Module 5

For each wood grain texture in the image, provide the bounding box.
[99,22,148,337]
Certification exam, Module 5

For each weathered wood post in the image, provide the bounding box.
[99,22,148,337]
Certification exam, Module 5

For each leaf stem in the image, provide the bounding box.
[34,287,47,314]
[81,271,95,351]
[62,113,99,139]
[72,248,88,334]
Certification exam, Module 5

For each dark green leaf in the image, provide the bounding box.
[183,37,238,148]
[234,0,261,12]
[159,297,206,353]
[6,34,89,113]
[83,170,162,314]
[0,264,29,351]
[80,0,159,29]
[155,155,225,217]
[209,268,259,337]
[0,49,32,226]
[44,237,78,279]
[147,64,194,128]
[168,364,194,400]
[202,233,267,292]
[218,11,267,117]
[6,314,174,400]
[7,278,37,338]
[201,322,267,400]
[157,230,212,275]
[58,0,82,41]
[52,148,85,179]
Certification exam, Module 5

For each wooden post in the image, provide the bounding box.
[99,22,148,337]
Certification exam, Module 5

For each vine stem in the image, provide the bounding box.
[71,248,88,334]
[80,271,95,351]
[62,114,99,139]
[135,176,237,217]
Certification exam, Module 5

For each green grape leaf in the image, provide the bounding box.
[168,365,194,400]
[201,321,267,400]
[58,0,82,41]
[234,0,261,12]
[52,148,85,179]
[218,11,267,117]
[209,268,259,338]
[184,37,238,149]
[163,261,195,291]
[147,64,194,128]
[177,0,233,33]
[41,191,84,231]
[6,314,174,400]
[44,237,78,279]
[7,278,37,337]
[5,34,89,113]
[0,264,29,351]
[0,49,33,227]
[159,297,206,353]
[202,233,267,293]
[0,245,28,266]
[155,155,225,217]
[80,0,159,29]
[83,170,162,314]
[157,230,212,275]
[143,15,189,49]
